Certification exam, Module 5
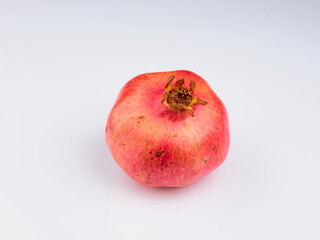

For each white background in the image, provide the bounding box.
[0,1,319,239]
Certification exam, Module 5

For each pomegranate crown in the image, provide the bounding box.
[161,75,207,117]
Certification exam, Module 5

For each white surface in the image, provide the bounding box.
[1,1,320,239]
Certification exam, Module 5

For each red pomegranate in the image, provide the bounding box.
[105,70,230,187]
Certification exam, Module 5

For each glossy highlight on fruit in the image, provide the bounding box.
[105,70,230,187]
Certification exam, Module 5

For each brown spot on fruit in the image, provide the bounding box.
[156,150,166,157]
[121,143,125,146]
[212,145,217,150]
[138,116,145,119]
[203,159,208,164]
[105,126,108,132]
[172,133,178,138]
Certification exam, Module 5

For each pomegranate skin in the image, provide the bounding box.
[105,70,230,187]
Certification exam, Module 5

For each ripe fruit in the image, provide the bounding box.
[105,70,230,187]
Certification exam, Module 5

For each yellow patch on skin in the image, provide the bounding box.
[193,157,203,171]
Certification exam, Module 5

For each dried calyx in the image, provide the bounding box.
[161,75,207,117]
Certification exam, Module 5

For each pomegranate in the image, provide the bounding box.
[105,70,230,187]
